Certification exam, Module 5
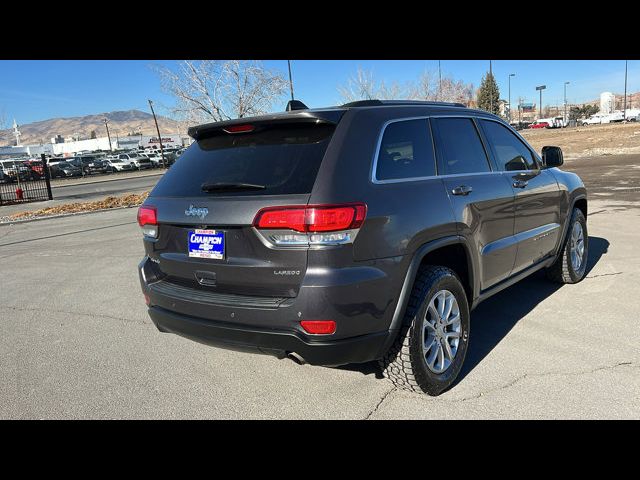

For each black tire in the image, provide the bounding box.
[379,266,470,396]
[547,208,588,284]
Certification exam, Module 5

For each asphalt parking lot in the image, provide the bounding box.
[1,155,639,419]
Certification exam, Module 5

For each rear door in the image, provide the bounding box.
[431,116,517,290]
[145,120,338,298]
[477,119,562,274]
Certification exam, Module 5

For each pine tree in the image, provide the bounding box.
[476,72,500,115]
[90,130,97,139]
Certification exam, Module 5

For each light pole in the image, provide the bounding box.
[623,60,628,120]
[564,82,570,126]
[536,85,546,120]
[508,73,515,123]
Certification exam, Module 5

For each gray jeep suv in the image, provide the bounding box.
[138,100,588,395]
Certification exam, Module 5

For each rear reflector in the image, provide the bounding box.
[254,203,366,233]
[143,293,151,306]
[300,320,336,335]
[223,124,255,133]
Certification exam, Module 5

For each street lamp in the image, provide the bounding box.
[536,85,547,120]
[623,60,628,120]
[508,73,516,123]
[564,82,570,126]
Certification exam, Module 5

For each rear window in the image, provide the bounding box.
[151,122,335,197]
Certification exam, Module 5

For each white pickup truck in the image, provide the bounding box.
[582,112,624,125]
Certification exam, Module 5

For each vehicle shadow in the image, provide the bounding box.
[332,236,609,381]
[456,235,609,384]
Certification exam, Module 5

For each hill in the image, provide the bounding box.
[2,110,182,146]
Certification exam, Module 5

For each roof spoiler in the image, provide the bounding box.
[188,109,343,140]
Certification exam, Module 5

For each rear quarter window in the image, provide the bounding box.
[375,119,436,181]
[151,122,335,197]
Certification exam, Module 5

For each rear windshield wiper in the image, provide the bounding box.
[201,182,266,192]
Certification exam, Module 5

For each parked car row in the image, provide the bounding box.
[0,159,44,183]
[0,146,188,183]
[49,147,187,178]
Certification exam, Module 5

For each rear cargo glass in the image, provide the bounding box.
[151,123,335,197]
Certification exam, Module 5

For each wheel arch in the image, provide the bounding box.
[557,193,588,256]
[377,235,477,357]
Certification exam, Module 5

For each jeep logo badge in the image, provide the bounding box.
[185,205,209,219]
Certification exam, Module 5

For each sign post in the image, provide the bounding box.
[536,85,547,120]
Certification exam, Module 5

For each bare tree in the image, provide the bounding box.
[154,60,289,124]
[338,67,409,103]
[339,67,474,106]
[410,71,474,105]
[0,108,9,146]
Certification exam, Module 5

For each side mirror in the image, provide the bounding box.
[542,146,563,167]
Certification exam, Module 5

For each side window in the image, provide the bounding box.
[479,120,538,171]
[375,119,436,181]
[431,118,491,175]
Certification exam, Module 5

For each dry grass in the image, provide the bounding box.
[8,192,149,220]
[520,122,640,158]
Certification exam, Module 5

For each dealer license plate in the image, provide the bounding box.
[188,229,224,260]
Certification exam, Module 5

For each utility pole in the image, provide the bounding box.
[564,82,570,126]
[489,60,493,113]
[623,60,628,120]
[438,60,442,101]
[103,118,112,151]
[148,99,166,168]
[508,73,515,123]
[287,60,295,101]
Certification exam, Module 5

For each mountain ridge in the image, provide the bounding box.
[2,109,183,146]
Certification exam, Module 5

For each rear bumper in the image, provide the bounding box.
[139,255,403,366]
[147,305,389,366]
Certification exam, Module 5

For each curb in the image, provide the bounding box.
[51,172,164,189]
[0,205,139,226]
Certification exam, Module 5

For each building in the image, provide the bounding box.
[48,133,191,156]
[0,144,54,158]
[600,92,615,115]
[1,133,192,158]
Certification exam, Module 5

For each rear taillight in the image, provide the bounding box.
[137,206,158,238]
[253,203,367,246]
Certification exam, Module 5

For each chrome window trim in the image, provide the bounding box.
[370,116,437,185]
[371,114,505,185]
[476,116,543,170]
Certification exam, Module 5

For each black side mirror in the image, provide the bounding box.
[542,146,563,167]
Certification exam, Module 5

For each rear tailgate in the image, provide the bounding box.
[143,115,341,299]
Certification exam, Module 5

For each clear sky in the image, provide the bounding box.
[1,60,638,125]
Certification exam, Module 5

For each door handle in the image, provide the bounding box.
[451,185,473,196]
[513,180,529,188]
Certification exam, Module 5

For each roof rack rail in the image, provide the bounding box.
[341,100,466,108]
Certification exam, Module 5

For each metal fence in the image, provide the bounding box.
[0,154,53,206]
